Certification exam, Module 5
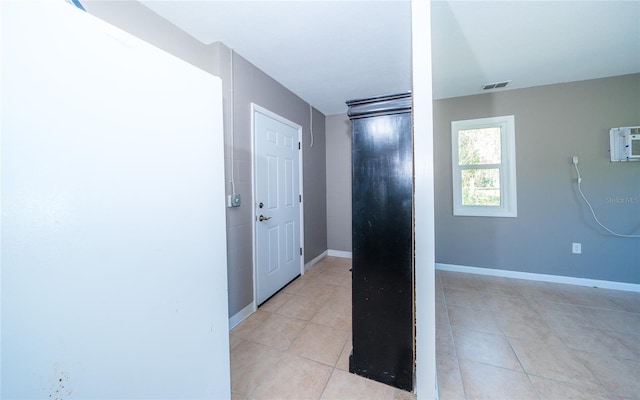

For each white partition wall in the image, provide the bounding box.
[1,1,230,398]
[412,0,436,398]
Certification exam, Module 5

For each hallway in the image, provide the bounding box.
[229,256,415,400]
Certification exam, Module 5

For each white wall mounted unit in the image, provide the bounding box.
[1,1,230,398]
[610,126,640,162]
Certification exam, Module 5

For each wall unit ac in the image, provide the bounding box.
[610,126,640,162]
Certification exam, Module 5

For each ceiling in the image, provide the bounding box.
[139,0,640,115]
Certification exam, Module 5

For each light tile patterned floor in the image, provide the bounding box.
[229,256,414,400]
[230,257,640,399]
[437,270,640,400]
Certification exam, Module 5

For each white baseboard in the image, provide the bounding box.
[231,250,332,330]
[436,263,640,293]
[228,302,256,331]
[327,249,352,258]
[304,250,328,272]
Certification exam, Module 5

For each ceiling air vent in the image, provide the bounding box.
[482,81,511,90]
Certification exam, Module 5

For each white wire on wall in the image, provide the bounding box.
[229,47,236,195]
[573,163,640,238]
[309,104,314,147]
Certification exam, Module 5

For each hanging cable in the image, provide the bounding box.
[309,104,314,147]
[229,47,236,195]
[573,163,640,238]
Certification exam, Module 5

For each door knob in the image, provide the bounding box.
[258,215,271,222]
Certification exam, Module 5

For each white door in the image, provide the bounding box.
[253,105,302,305]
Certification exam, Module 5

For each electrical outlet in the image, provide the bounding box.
[227,193,241,207]
[572,242,582,254]
[571,156,579,165]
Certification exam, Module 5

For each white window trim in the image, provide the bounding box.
[451,115,517,217]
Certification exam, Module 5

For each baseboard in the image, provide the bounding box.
[228,302,256,331]
[230,250,330,329]
[304,250,328,272]
[327,249,352,258]
[436,263,640,293]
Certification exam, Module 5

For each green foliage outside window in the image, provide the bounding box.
[458,127,501,206]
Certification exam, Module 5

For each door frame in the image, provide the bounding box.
[250,103,305,309]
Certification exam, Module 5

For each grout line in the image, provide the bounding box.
[505,333,543,400]
[239,341,286,400]
[317,366,335,400]
[572,357,620,399]
[438,270,469,400]
[317,259,350,400]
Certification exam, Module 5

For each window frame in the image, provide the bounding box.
[451,115,517,217]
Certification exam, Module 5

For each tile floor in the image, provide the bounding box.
[437,269,640,400]
[229,256,640,399]
[229,256,415,400]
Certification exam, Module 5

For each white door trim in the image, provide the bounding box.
[251,103,304,309]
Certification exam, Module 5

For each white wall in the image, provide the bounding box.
[1,2,230,398]
[412,0,437,397]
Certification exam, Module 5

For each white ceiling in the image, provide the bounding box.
[139,0,640,115]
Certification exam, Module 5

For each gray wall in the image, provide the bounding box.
[434,74,640,284]
[326,113,352,252]
[213,43,327,315]
[304,107,329,260]
[324,75,639,284]
[84,2,328,318]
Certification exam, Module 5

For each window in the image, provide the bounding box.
[451,115,517,217]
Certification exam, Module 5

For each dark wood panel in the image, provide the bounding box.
[348,92,414,391]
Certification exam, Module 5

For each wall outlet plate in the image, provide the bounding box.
[572,242,582,254]
[227,193,241,207]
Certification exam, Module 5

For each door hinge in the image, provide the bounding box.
[298,142,301,150]
[299,247,302,256]
[299,194,302,203]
